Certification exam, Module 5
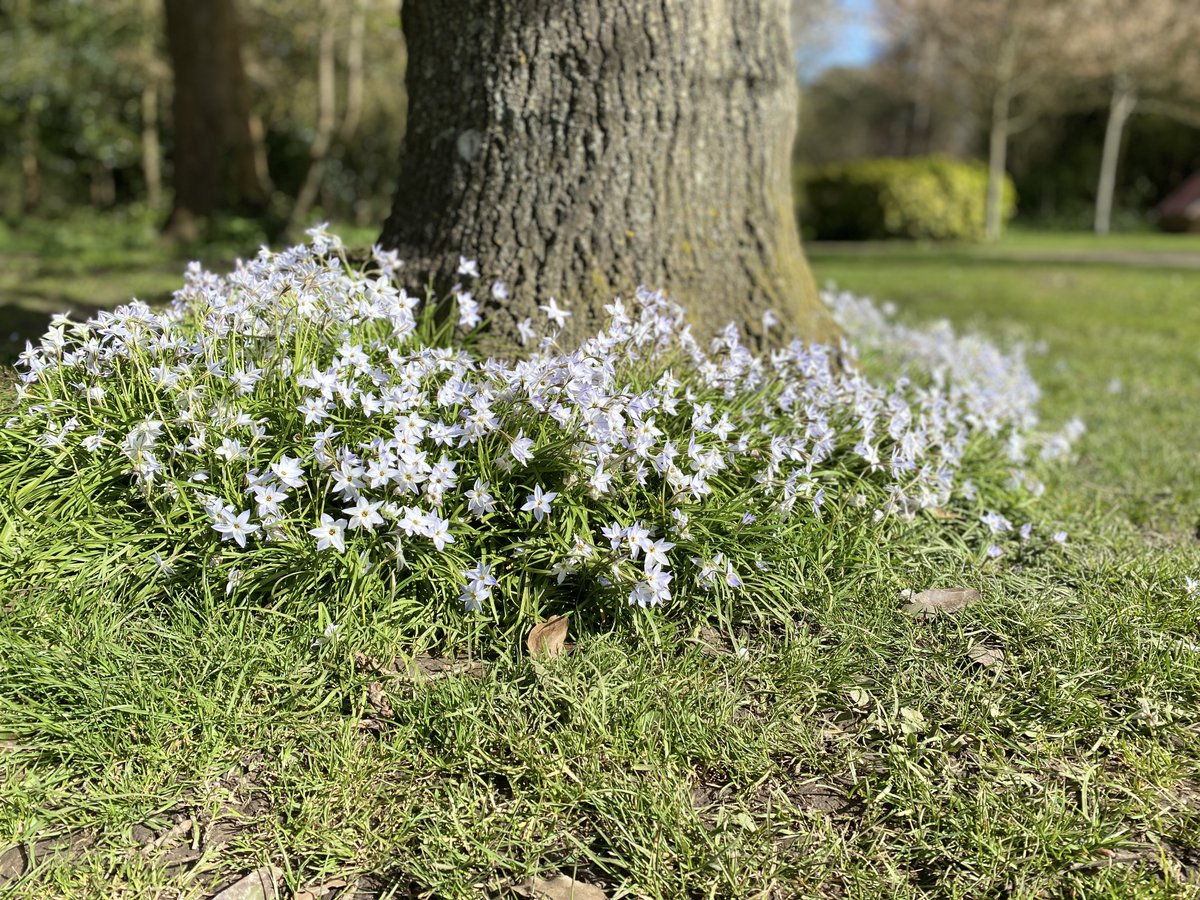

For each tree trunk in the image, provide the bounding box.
[1093,73,1137,237]
[90,162,116,207]
[338,0,368,143]
[288,0,339,232]
[141,79,163,209]
[20,137,40,216]
[379,0,838,346]
[984,86,1011,243]
[140,0,163,210]
[162,0,268,240]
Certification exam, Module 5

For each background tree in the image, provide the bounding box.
[880,0,1092,240]
[379,0,839,345]
[241,0,407,229]
[0,0,153,217]
[1087,0,1200,235]
[135,0,167,211]
[161,0,270,240]
[285,0,373,231]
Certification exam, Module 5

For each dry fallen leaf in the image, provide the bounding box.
[211,866,282,900]
[901,587,981,618]
[294,877,349,900]
[967,643,1005,670]
[527,615,570,659]
[353,651,385,674]
[366,682,394,718]
[398,655,487,683]
[138,817,192,856]
[520,873,607,900]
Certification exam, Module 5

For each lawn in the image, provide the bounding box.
[807,244,1200,538]
[1,229,1199,899]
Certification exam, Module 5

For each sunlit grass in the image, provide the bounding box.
[1,233,1199,897]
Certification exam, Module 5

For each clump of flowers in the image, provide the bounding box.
[0,227,1080,629]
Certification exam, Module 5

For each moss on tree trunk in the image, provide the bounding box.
[380,0,838,346]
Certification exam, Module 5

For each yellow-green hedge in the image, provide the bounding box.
[797,156,1017,241]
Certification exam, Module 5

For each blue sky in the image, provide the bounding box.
[809,0,879,74]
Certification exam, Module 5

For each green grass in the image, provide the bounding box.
[808,247,1200,537]
[3,228,1200,898]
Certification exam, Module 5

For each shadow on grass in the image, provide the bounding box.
[0,296,177,366]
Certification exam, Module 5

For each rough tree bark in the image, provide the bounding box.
[162,0,268,241]
[379,0,838,345]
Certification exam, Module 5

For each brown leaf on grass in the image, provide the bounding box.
[138,817,192,856]
[353,651,385,674]
[366,682,394,718]
[211,866,283,900]
[357,650,485,683]
[518,873,607,900]
[967,643,1005,670]
[901,587,981,618]
[398,655,487,683]
[691,625,732,658]
[527,615,570,659]
[1067,846,1158,872]
[294,877,349,900]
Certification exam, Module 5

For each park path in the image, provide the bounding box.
[809,242,1200,269]
[985,249,1200,269]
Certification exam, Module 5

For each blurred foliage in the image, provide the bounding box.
[0,0,158,214]
[2,0,1195,238]
[1009,112,1200,228]
[242,0,406,227]
[798,156,1016,242]
[0,0,405,230]
[795,10,1200,233]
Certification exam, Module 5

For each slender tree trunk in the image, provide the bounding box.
[16,0,41,219]
[289,0,339,232]
[19,114,41,217]
[1094,73,1137,236]
[983,32,1019,244]
[338,0,368,143]
[985,86,1011,243]
[162,0,268,240]
[90,162,116,207]
[141,80,163,209]
[379,0,838,346]
[140,0,163,210]
[20,149,40,216]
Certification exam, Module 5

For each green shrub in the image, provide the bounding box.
[798,156,1017,242]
